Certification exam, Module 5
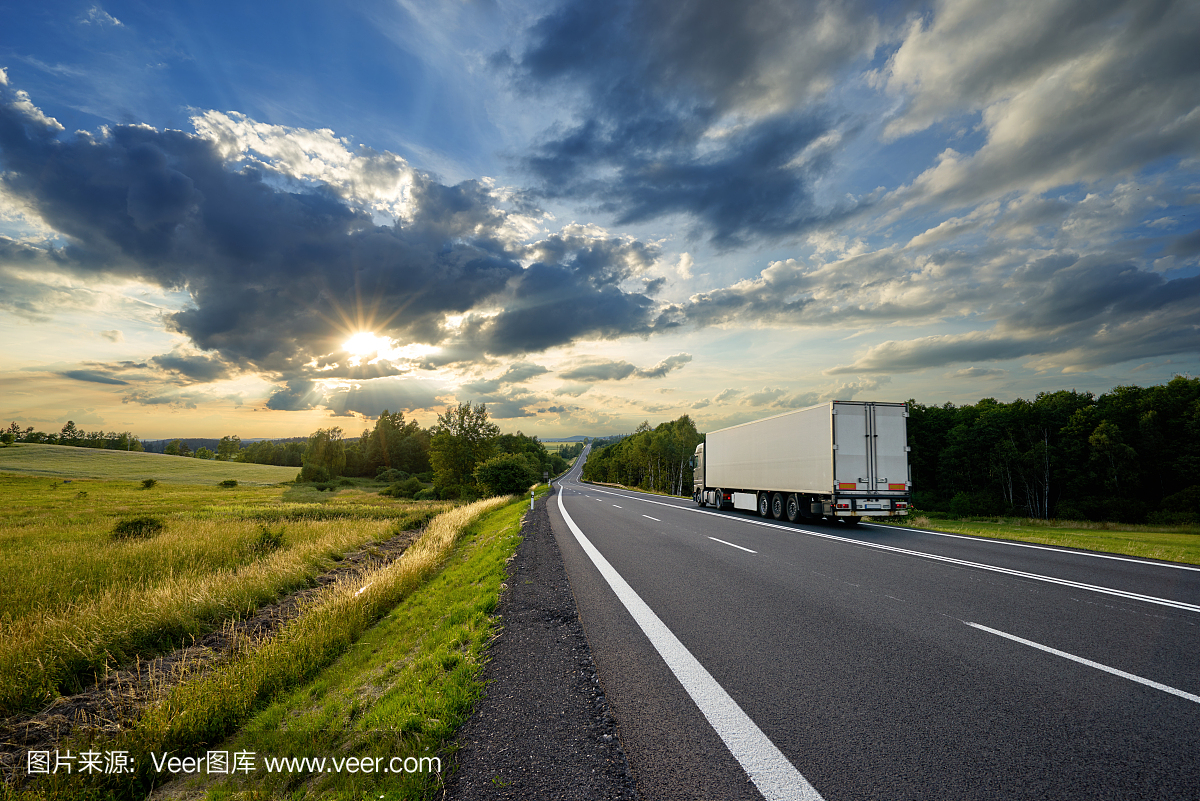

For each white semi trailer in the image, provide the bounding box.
[693,401,911,524]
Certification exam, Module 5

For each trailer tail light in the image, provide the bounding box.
[835,502,851,510]
[895,502,908,510]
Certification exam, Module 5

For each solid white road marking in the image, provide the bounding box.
[709,537,757,554]
[557,488,823,801]
[564,481,1200,614]
[643,515,661,521]
[966,622,1200,705]
[865,522,1200,572]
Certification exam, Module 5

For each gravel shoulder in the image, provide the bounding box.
[445,492,640,800]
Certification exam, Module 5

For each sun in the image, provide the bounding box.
[343,331,389,358]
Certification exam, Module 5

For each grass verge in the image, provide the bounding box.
[874,514,1200,565]
[0,474,447,717]
[9,491,541,800]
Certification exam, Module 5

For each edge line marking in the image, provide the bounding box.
[556,486,822,801]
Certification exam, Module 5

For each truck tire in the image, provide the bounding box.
[785,494,801,522]
[758,493,770,518]
[770,492,785,520]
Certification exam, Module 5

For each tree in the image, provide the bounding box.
[430,402,499,498]
[303,428,347,478]
[217,435,241,461]
[164,439,183,456]
[59,420,80,446]
[194,446,216,460]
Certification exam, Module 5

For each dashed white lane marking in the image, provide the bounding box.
[966,622,1200,705]
[557,488,823,801]
[613,505,623,509]
[643,515,661,521]
[564,481,1200,615]
[709,537,757,554]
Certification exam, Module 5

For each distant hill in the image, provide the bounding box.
[0,443,298,485]
[538,435,590,442]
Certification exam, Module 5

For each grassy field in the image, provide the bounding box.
[0,443,299,485]
[11,492,532,800]
[875,514,1200,565]
[0,465,447,717]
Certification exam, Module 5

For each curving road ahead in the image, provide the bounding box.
[548,447,1200,800]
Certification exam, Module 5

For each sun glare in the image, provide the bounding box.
[343,331,388,358]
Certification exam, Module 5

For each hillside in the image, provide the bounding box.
[0,443,298,485]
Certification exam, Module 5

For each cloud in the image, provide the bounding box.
[323,378,445,417]
[951,367,1007,379]
[60,369,129,385]
[507,0,888,245]
[81,5,123,26]
[150,350,232,383]
[559,352,691,382]
[99,329,123,342]
[882,0,1200,209]
[0,83,670,389]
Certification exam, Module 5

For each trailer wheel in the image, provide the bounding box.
[757,493,770,517]
[770,492,785,520]
[785,494,801,523]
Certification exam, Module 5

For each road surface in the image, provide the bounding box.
[548,449,1200,800]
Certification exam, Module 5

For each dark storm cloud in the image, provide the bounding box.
[0,84,667,387]
[507,0,888,246]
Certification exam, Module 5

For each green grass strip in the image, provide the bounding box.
[9,495,521,800]
[875,514,1200,566]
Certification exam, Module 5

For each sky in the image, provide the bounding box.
[1,0,1197,440]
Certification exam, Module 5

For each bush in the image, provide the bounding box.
[382,476,425,498]
[338,478,354,486]
[474,453,539,496]
[141,478,158,489]
[219,479,239,488]
[250,524,285,555]
[414,488,438,501]
[298,463,330,483]
[112,516,166,540]
[375,467,409,483]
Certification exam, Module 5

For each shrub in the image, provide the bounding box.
[112,516,166,540]
[382,476,425,498]
[298,463,330,483]
[219,479,239,488]
[250,524,285,555]
[375,467,409,483]
[414,488,438,501]
[338,478,354,486]
[141,478,158,489]
[474,453,539,496]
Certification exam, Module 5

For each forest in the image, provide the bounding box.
[581,377,1200,525]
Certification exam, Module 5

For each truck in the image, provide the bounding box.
[692,400,911,525]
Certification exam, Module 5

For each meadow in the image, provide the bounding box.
[0,443,537,800]
[0,449,447,717]
[0,442,299,484]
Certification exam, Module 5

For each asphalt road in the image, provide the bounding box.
[548,449,1200,800]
